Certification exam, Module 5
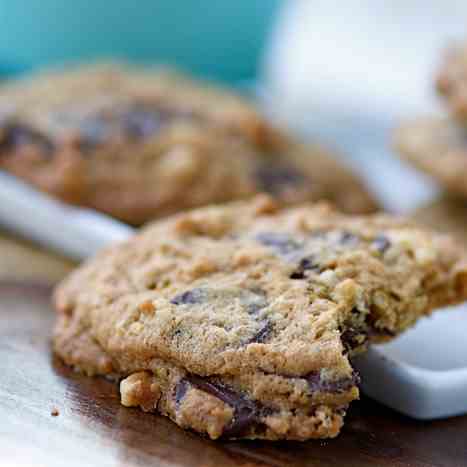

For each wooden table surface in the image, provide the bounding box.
[1,232,466,467]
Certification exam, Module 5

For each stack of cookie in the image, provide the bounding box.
[4,63,467,442]
[396,42,467,245]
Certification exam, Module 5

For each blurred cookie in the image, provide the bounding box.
[54,196,467,440]
[436,42,467,121]
[412,195,467,248]
[395,117,467,198]
[0,64,377,224]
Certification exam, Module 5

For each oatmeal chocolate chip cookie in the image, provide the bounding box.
[53,196,467,441]
[394,117,467,198]
[436,42,467,121]
[0,63,377,224]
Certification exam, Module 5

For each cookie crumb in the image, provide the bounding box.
[138,300,155,314]
[51,408,60,417]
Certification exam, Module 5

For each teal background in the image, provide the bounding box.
[0,1,282,83]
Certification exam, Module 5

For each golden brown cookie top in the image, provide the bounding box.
[55,196,467,377]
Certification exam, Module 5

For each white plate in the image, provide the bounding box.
[353,305,467,419]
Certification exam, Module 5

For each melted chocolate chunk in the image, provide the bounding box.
[256,232,302,255]
[247,321,273,344]
[176,375,269,438]
[223,405,262,438]
[176,370,356,437]
[0,123,54,155]
[371,235,391,254]
[306,371,360,394]
[254,165,306,195]
[171,288,207,305]
[290,256,320,279]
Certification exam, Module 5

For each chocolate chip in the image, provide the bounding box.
[174,378,189,407]
[371,235,391,254]
[172,328,183,338]
[223,405,263,439]
[254,165,306,195]
[306,371,360,394]
[171,288,207,305]
[341,327,367,352]
[120,106,172,139]
[0,123,54,155]
[256,232,302,255]
[179,375,263,438]
[290,256,320,279]
[246,302,266,315]
[289,272,305,280]
[339,231,360,246]
[77,117,110,151]
[246,321,273,344]
[77,105,188,151]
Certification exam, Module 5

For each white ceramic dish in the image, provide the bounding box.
[353,305,467,419]
[0,172,132,260]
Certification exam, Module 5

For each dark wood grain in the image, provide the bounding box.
[1,282,467,467]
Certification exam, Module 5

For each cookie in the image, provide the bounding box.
[412,195,467,248]
[394,117,467,198]
[53,196,467,441]
[436,42,467,121]
[0,64,377,224]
